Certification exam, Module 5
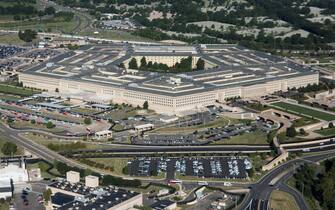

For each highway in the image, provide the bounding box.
[64,139,335,157]
[2,122,335,210]
[0,124,83,168]
[239,151,335,210]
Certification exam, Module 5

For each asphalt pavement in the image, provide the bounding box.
[239,151,335,210]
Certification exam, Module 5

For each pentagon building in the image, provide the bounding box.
[19,44,318,115]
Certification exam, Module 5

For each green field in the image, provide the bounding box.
[27,161,60,179]
[0,32,26,45]
[292,117,319,127]
[0,135,23,157]
[87,158,130,176]
[9,121,66,134]
[269,190,299,210]
[0,84,40,97]
[271,102,335,121]
[211,130,268,145]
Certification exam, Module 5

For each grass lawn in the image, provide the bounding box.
[88,158,130,176]
[22,132,113,150]
[0,104,35,114]
[271,102,335,121]
[78,30,153,42]
[269,190,299,210]
[0,32,25,45]
[245,103,270,111]
[40,110,84,124]
[0,17,78,34]
[211,130,268,145]
[10,121,66,133]
[0,202,9,210]
[315,128,335,136]
[71,107,99,115]
[292,117,319,127]
[0,94,21,102]
[0,84,40,97]
[0,134,24,157]
[27,161,60,179]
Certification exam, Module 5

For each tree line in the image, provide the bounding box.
[127,56,205,72]
[294,159,335,210]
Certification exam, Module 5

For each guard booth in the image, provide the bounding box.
[94,130,113,140]
[134,123,154,133]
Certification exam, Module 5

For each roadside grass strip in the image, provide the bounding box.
[270,102,335,121]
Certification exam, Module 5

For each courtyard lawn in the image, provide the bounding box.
[315,128,335,136]
[292,117,319,127]
[269,190,299,210]
[271,102,335,121]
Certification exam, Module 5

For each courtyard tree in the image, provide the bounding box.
[140,56,147,69]
[45,6,56,15]
[286,125,297,137]
[143,101,149,109]
[128,58,138,69]
[196,58,205,70]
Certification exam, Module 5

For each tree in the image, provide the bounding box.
[286,125,297,137]
[299,128,306,135]
[43,188,52,203]
[45,6,56,15]
[143,101,149,109]
[30,119,36,124]
[118,63,125,68]
[55,88,59,93]
[46,121,55,129]
[1,142,17,156]
[18,29,37,42]
[140,56,147,69]
[84,117,92,125]
[196,58,205,70]
[329,122,334,128]
[128,58,138,69]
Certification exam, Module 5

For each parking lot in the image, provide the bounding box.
[0,45,26,59]
[128,156,252,179]
[13,183,46,210]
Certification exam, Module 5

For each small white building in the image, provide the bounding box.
[0,179,12,199]
[85,175,99,188]
[94,130,113,140]
[66,171,80,184]
[160,116,178,123]
[0,159,29,183]
[134,123,154,132]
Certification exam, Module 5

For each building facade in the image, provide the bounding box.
[19,44,319,115]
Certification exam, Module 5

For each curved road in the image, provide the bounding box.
[239,151,335,210]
